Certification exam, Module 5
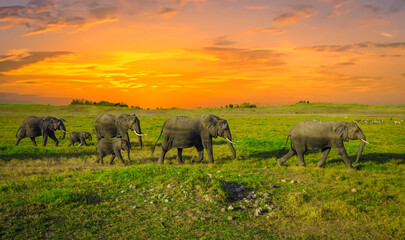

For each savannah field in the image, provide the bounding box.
[0,103,404,239]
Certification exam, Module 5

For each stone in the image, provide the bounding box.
[140,192,146,196]
[129,184,136,189]
[352,188,358,193]
[227,216,233,220]
[228,205,234,211]
[121,190,127,193]
[131,205,138,209]
[281,179,287,183]
[255,208,263,216]
[269,184,276,188]
[150,201,157,204]
[163,207,170,211]
[165,199,170,203]
[221,208,226,212]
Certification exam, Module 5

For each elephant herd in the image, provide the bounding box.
[14,113,368,170]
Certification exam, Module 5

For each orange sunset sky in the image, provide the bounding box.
[0,0,404,108]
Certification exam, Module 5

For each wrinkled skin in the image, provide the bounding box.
[96,138,131,166]
[15,116,67,146]
[277,120,367,170]
[94,113,144,149]
[152,114,236,164]
[68,131,92,146]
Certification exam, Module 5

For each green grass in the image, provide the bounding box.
[0,103,404,239]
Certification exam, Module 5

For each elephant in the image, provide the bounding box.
[96,138,131,165]
[277,120,368,170]
[94,113,145,149]
[152,114,237,164]
[15,116,67,146]
[68,131,92,146]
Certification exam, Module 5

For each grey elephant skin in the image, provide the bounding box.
[152,114,236,164]
[68,131,92,146]
[15,116,67,146]
[94,113,145,149]
[277,120,367,170]
[96,138,131,165]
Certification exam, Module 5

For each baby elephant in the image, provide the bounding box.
[68,131,92,146]
[96,138,131,166]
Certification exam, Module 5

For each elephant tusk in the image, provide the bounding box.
[226,138,238,144]
[61,130,67,133]
[361,139,370,144]
[133,130,147,136]
[77,143,82,147]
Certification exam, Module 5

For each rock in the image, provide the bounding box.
[290,180,296,184]
[227,216,233,220]
[121,190,127,193]
[129,184,136,189]
[165,199,170,203]
[352,188,358,193]
[255,208,263,216]
[163,207,170,211]
[221,208,226,212]
[217,170,221,173]
[130,205,138,209]
[228,205,234,211]
[200,217,206,221]
[269,184,276,188]
[175,215,181,219]
[281,179,287,183]
[140,192,146,196]
[150,201,157,204]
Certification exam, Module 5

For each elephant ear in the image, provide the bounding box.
[334,122,349,142]
[41,117,52,133]
[115,114,130,130]
[201,114,220,138]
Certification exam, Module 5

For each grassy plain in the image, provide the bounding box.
[0,103,404,239]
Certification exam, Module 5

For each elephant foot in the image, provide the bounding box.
[348,167,357,171]
[157,160,164,164]
[299,163,306,167]
[177,161,184,165]
[277,159,284,166]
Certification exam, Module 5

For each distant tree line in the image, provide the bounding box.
[224,102,256,109]
[296,100,310,104]
[70,98,142,109]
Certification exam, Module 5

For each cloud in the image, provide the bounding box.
[0,92,71,105]
[248,27,287,34]
[388,0,405,13]
[201,47,285,68]
[381,32,394,38]
[295,42,405,52]
[246,5,270,10]
[273,5,317,26]
[0,0,119,35]
[212,36,236,46]
[0,50,73,73]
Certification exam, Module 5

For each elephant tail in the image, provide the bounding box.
[151,127,164,155]
[15,126,21,138]
[280,134,291,152]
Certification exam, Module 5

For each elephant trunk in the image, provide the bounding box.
[89,135,92,141]
[354,134,367,164]
[59,125,66,140]
[224,131,236,159]
[138,136,143,150]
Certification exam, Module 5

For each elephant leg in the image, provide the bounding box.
[97,154,104,165]
[202,137,214,164]
[30,137,37,146]
[192,145,204,163]
[335,147,355,170]
[318,147,331,168]
[158,148,167,164]
[109,154,116,165]
[42,134,48,146]
[48,133,59,146]
[115,151,126,166]
[176,148,184,164]
[297,151,306,167]
[15,137,23,146]
[277,148,296,166]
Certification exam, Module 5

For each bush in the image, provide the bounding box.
[225,102,256,108]
[70,99,94,105]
